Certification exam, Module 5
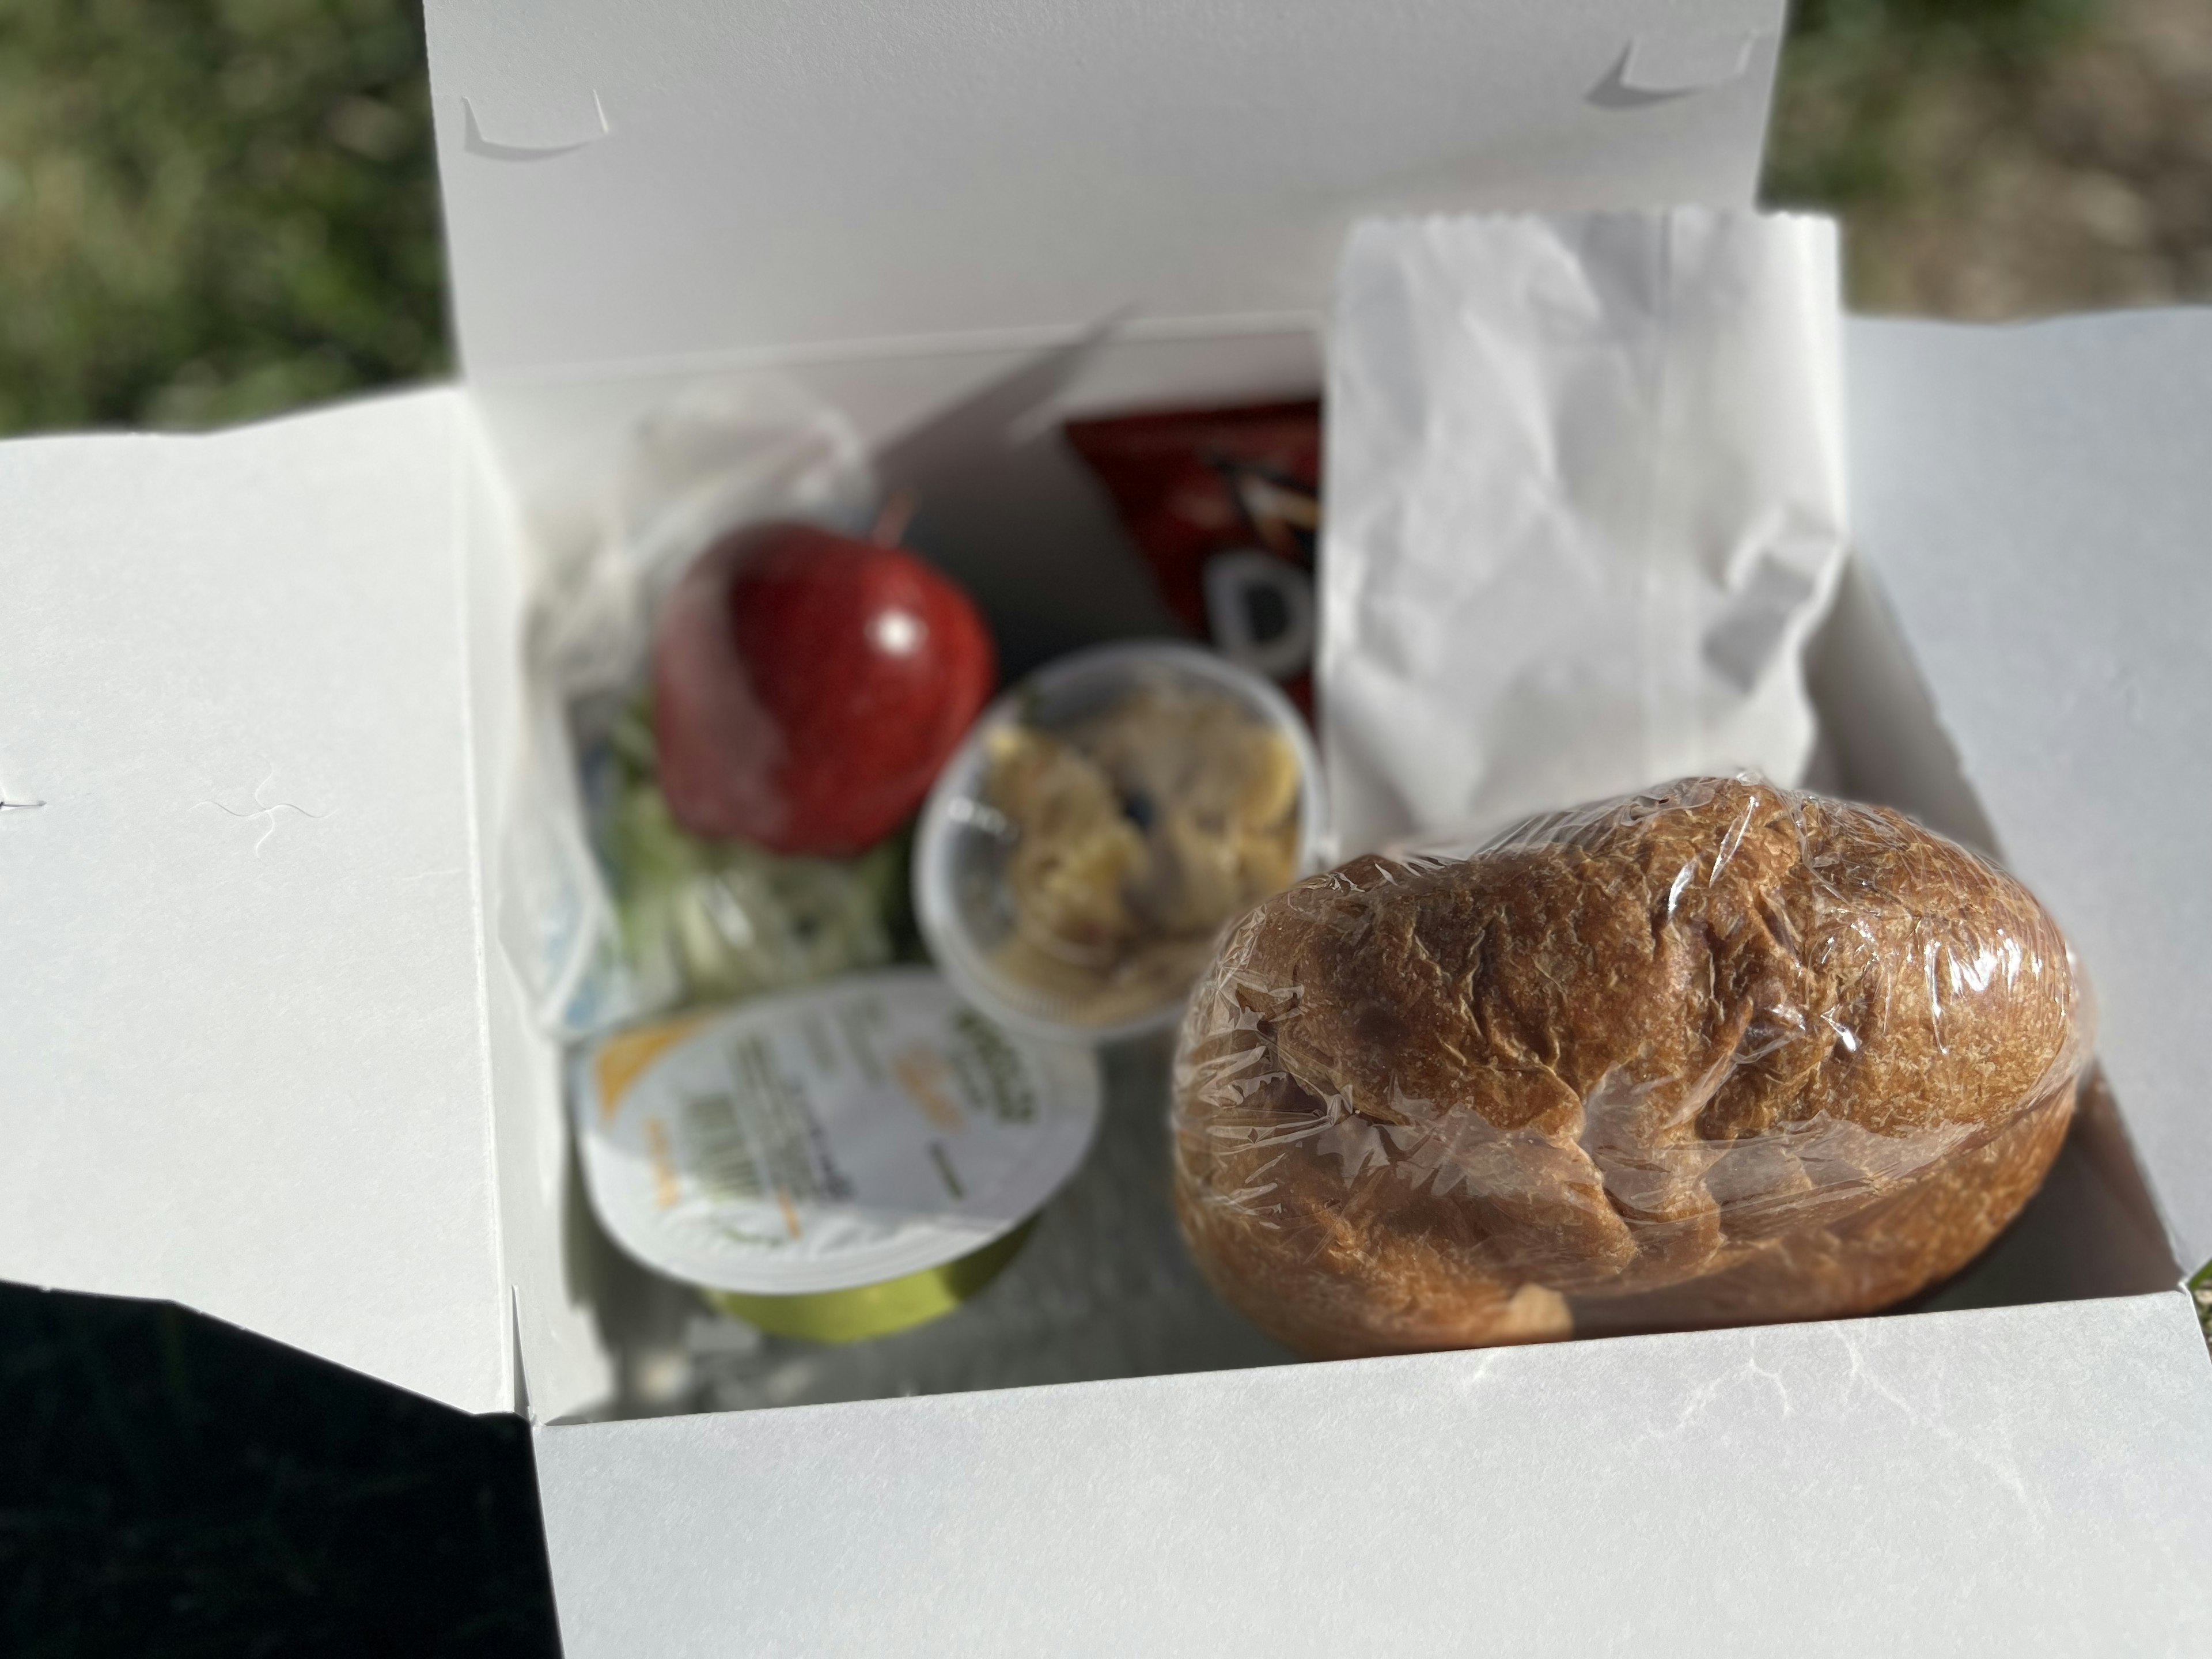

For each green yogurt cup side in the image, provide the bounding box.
[702,1217,1039,1344]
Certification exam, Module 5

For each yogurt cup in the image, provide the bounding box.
[571,968,1100,1343]
[913,641,1326,1046]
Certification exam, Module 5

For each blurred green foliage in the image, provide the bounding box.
[1793,0,2089,44]
[0,0,445,435]
[1767,0,2094,211]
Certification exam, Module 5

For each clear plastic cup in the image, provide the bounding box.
[913,641,1327,1046]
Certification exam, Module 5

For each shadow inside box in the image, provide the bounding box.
[572,1034,2175,1425]
[1906,1065,2179,1317]
[0,1283,560,1658]
[575,1031,1303,1420]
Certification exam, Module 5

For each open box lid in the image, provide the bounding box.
[0,392,524,1414]
[0,388,608,1419]
[422,0,1788,381]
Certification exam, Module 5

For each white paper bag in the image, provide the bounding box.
[1320,209,1847,854]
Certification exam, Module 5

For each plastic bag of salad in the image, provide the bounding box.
[495,379,919,1038]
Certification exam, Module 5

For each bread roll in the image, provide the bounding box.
[1171,777,2090,1359]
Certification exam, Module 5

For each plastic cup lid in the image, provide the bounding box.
[912,641,1327,1046]
[570,968,1101,1296]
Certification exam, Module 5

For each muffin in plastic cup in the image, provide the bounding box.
[914,641,1327,1045]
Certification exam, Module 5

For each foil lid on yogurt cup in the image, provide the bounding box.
[571,968,1101,1298]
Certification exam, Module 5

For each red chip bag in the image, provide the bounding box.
[1065,400,1320,714]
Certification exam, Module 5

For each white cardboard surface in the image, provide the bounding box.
[457,408,618,1421]
[0,391,514,1415]
[537,1291,2212,1657]
[424,0,1785,380]
[1844,310,2212,1274]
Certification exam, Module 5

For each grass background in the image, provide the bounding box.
[3,0,2208,1651]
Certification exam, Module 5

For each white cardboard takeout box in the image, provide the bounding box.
[6,0,2212,1650]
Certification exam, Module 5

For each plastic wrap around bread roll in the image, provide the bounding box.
[1171,777,2093,1358]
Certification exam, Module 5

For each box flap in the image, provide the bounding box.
[0,391,513,1415]
[452,403,621,1422]
[535,1293,2212,1654]
[423,0,1785,381]
[1843,310,2212,1274]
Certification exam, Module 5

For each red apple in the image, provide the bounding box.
[652,521,996,856]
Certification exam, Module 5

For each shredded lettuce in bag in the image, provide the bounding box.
[573,699,915,1024]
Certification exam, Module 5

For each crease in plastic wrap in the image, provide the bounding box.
[1321,209,1848,856]
[1171,778,2093,1359]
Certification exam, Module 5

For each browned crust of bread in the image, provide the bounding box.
[1171,778,2089,1359]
